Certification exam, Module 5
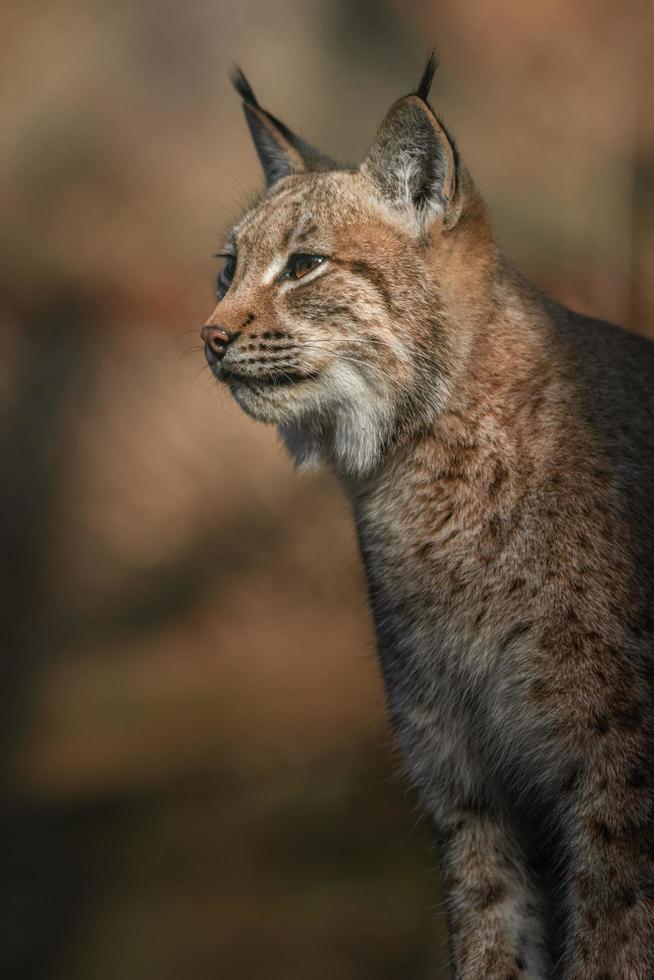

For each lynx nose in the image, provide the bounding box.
[201,325,231,361]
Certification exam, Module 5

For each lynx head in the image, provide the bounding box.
[202,55,496,478]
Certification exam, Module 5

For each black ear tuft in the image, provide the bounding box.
[362,50,458,226]
[415,51,438,104]
[229,66,336,186]
[230,66,260,110]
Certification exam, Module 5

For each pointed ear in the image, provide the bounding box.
[361,54,459,228]
[231,68,334,187]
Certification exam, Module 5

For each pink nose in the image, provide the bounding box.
[201,325,230,359]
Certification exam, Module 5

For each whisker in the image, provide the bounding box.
[293,335,437,371]
[290,342,418,399]
[193,362,213,382]
[304,335,441,373]
[290,340,438,428]
[180,345,205,361]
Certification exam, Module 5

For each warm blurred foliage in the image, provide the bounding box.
[1,2,653,978]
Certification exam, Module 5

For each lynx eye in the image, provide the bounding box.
[215,253,236,300]
[286,253,326,280]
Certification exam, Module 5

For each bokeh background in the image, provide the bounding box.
[2,2,653,978]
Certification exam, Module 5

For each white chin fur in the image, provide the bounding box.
[278,362,392,479]
[228,376,317,425]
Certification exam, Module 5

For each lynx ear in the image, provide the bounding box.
[361,54,458,227]
[231,68,333,187]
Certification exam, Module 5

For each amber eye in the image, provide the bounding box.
[286,254,325,280]
[215,254,236,300]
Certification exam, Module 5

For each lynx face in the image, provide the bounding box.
[203,60,479,476]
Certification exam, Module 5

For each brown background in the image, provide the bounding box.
[2,2,653,978]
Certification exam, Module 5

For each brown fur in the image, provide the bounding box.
[201,62,654,978]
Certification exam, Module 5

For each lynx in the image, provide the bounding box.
[200,56,654,978]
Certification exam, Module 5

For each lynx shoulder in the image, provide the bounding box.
[200,55,654,979]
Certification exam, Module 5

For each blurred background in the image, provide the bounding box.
[2,2,653,978]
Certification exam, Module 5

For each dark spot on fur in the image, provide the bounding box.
[337,258,394,310]
[527,393,545,419]
[243,312,255,326]
[640,870,654,900]
[474,606,487,628]
[441,469,469,484]
[433,508,453,532]
[473,879,506,910]
[487,515,502,539]
[280,226,293,249]
[619,886,637,907]
[594,715,610,735]
[293,221,317,245]
[561,765,579,793]
[529,677,549,703]
[500,621,532,653]
[439,529,459,546]
[488,461,509,497]
[593,820,615,844]
[265,343,296,353]
[614,702,643,730]
[441,817,467,841]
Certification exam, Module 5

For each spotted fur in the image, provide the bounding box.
[201,57,654,978]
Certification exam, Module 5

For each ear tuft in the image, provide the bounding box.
[230,66,260,111]
[229,66,336,187]
[361,54,458,227]
[415,51,438,104]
